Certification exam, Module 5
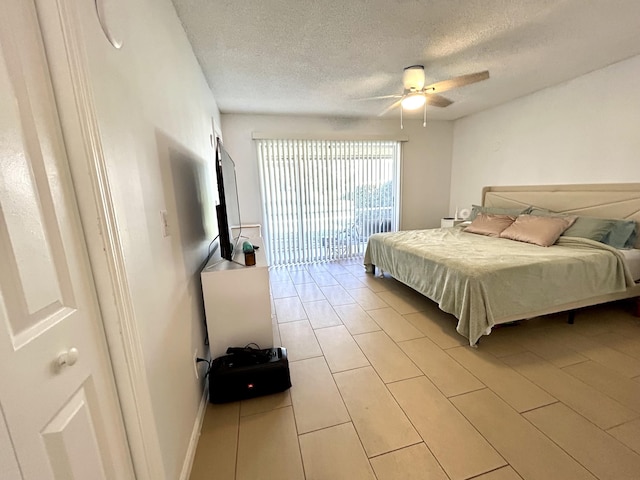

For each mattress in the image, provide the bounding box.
[365,228,634,345]
[620,249,640,282]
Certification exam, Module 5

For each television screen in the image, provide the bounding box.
[215,139,242,260]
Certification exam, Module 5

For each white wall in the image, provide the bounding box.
[450,54,640,210]
[220,114,454,231]
[61,1,219,478]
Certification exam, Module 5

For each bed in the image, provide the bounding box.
[364,183,640,346]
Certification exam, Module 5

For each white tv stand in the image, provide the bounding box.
[201,234,273,359]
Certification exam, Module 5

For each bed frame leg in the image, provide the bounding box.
[567,310,576,325]
[634,297,640,318]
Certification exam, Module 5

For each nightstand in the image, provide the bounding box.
[441,218,465,228]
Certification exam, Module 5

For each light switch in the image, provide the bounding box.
[160,210,170,237]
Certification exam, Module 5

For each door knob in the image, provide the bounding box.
[57,347,79,367]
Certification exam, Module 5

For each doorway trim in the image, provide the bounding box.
[35,0,164,478]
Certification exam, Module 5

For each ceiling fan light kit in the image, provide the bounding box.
[400,93,426,110]
[368,65,490,129]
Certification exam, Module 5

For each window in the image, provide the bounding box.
[257,139,400,265]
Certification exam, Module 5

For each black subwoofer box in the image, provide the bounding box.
[208,347,291,403]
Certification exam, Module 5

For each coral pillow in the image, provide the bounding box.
[500,214,577,247]
[463,213,516,237]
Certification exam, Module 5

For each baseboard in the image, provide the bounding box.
[179,379,209,480]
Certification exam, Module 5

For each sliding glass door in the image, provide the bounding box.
[257,139,400,265]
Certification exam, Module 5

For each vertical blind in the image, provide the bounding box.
[257,139,400,265]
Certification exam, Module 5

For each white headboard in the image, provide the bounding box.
[482,183,640,248]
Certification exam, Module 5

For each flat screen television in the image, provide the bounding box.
[215,138,242,261]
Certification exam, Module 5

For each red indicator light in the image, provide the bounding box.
[247,383,254,389]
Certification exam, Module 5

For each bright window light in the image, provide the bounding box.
[257,139,401,265]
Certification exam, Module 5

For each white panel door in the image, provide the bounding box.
[0,1,134,479]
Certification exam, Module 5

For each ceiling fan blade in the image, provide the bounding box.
[355,94,403,101]
[425,70,490,94]
[378,99,403,117]
[425,94,453,108]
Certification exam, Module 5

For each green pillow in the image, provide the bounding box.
[469,204,531,221]
[601,220,637,249]
[529,208,635,244]
[528,207,555,216]
[561,217,618,241]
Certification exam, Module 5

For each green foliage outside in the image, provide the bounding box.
[347,181,394,208]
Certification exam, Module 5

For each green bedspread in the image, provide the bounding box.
[364,228,634,345]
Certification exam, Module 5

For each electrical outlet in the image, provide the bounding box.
[193,349,199,379]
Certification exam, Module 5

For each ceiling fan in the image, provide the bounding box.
[365,65,490,128]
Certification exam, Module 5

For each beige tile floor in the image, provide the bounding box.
[190,257,640,480]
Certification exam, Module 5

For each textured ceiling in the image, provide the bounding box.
[171,0,640,120]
